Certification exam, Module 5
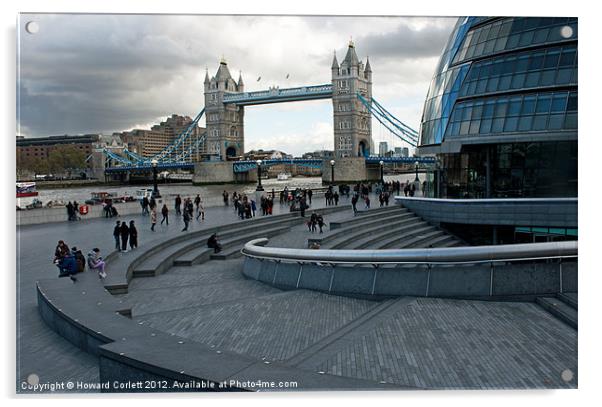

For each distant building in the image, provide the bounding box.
[394,147,402,157]
[301,150,334,159]
[401,147,409,157]
[117,114,206,161]
[378,142,388,157]
[245,149,291,161]
[16,134,100,170]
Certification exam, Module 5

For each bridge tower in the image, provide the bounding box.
[331,41,373,158]
[204,58,245,160]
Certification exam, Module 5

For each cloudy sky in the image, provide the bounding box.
[17,14,456,156]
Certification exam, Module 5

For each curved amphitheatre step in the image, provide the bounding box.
[326,216,420,250]
[377,222,442,249]
[134,217,307,275]
[329,205,406,230]
[102,205,352,294]
[36,202,406,391]
[309,211,414,248]
[406,233,459,249]
[342,218,426,250]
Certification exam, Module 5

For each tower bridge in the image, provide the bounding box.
[102,41,430,183]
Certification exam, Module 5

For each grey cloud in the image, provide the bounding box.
[18,14,454,138]
[359,18,457,60]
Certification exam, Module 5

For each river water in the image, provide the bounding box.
[34,174,425,205]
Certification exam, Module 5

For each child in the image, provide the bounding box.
[87,248,107,279]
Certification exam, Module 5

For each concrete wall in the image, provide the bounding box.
[321,157,378,183]
[17,201,149,226]
[242,257,577,300]
[193,161,235,184]
[395,197,578,228]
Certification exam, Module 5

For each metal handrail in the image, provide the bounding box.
[241,238,577,266]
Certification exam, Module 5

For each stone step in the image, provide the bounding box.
[536,297,578,329]
[374,225,439,249]
[210,245,244,260]
[133,216,305,275]
[315,211,415,246]
[327,216,421,250]
[330,206,407,230]
[342,218,428,250]
[557,292,578,310]
[405,232,456,249]
[175,225,290,266]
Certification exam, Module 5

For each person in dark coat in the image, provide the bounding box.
[120,221,130,252]
[175,195,182,215]
[113,221,121,250]
[161,204,169,225]
[71,246,86,273]
[207,233,222,253]
[129,220,138,249]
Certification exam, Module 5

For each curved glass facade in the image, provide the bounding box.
[419,16,577,198]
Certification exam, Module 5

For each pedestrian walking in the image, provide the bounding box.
[222,190,229,206]
[142,196,150,215]
[113,221,121,250]
[129,220,138,250]
[120,221,130,252]
[196,197,205,221]
[161,204,169,225]
[175,195,182,215]
[317,214,325,234]
[182,210,190,231]
[150,207,157,231]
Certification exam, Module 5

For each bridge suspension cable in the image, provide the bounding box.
[356,93,418,147]
[101,108,206,167]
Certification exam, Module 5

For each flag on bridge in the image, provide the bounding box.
[286,74,290,79]
[257,76,261,82]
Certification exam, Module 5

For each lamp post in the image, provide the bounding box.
[379,160,384,185]
[330,160,335,184]
[151,159,160,198]
[256,159,264,191]
[414,160,420,182]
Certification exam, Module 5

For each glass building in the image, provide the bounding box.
[418,17,577,198]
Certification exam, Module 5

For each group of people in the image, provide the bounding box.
[175,194,205,232]
[113,220,138,252]
[324,187,340,206]
[66,201,80,221]
[53,240,106,282]
[306,212,326,233]
[103,200,118,218]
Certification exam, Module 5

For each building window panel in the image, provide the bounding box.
[535,95,552,114]
[532,114,548,130]
[556,68,573,84]
[504,117,519,132]
[491,118,505,133]
[547,114,564,130]
[510,73,526,89]
[518,115,533,131]
[551,93,568,112]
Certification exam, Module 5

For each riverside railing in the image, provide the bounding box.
[241,239,578,298]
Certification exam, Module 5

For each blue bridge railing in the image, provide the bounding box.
[223,84,333,106]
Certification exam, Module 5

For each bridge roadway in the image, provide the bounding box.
[19,192,577,391]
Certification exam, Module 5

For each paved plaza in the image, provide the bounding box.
[17,193,577,391]
[16,195,336,390]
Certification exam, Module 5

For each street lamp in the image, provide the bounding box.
[151,159,160,198]
[414,160,420,182]
[256,159,264,191]
[379,160,384,185]
[330,160,335,184]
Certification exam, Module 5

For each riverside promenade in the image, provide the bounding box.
[17,194,339,392]
[18,192,577,392]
